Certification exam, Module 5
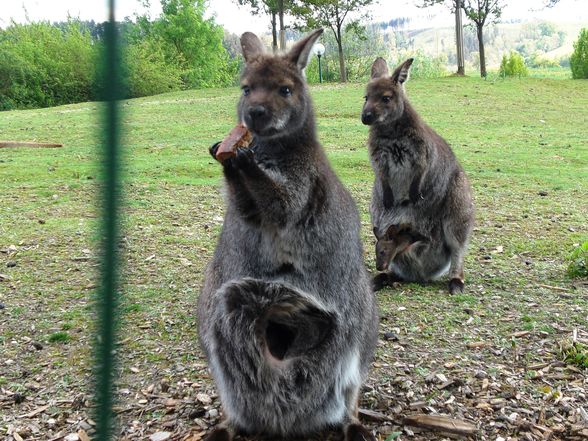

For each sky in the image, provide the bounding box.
[1,0,586,33]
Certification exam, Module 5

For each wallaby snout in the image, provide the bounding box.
[361,109,375,126]
[244,103,271,132]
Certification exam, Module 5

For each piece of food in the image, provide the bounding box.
[216,124,252,162]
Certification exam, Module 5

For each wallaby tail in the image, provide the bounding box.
[210,278,337,364]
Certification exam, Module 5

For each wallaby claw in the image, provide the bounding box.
[448,278,464,294]
[209,141,222,160]
[204,427,232,441]
[345,423,376,441]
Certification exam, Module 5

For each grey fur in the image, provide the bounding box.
[198,30,378,440]
[362,58,474,294]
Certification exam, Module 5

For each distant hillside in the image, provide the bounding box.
[394,20,585,69]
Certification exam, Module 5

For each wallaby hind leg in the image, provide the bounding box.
[343,386,375,441]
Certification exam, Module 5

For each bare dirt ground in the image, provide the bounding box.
[1,182,586,441]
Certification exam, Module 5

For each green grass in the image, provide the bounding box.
[0,76,587,439]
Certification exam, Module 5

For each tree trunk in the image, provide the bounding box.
[455,0,465,75]
[271,12,278,53]
[336,26,347,82]
[477,24,486,78]
[278,0,286,50]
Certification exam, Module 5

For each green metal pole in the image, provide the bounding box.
[95,0,123,439]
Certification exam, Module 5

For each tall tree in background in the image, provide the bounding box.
[235,0,292,52]
[420,0,465,75]
[154,0,233,87]
[292,0,375,82]
[461,0,504,78]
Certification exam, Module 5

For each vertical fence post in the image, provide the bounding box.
[95,0,123,439]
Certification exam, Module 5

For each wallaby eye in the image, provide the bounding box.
[382,96,391,103]
[364,95,368,102]
[279,86,292,97]
[242,86,251,96]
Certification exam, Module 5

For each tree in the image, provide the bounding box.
[292,0,375,82]
[461,0,504,78]
[420,0,465,75]
[235,0,292,52]
[570,28,588,79]
[153,0,234,87]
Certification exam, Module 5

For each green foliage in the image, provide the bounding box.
[125,39,184,98]
[291,0,376,81]
[559,339,588,368]
[0,0,239,110]
[0,20,97,110]
[499,51,528,77]
[48,331,71,343]
[570,28,588,79]
[153,0,238,88]
[567,240,588,278]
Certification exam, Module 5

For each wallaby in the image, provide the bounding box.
[198,30,379,441]
[373,224,429,290]
[362,57,474,294]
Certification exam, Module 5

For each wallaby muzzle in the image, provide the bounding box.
[361,110,375,125]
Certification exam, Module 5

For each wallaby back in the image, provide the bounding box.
[198,30,378,439]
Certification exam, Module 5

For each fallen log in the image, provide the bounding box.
[0,141,63,148]
[403,414,477,436]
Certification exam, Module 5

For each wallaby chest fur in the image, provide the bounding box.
[198,30,378,439]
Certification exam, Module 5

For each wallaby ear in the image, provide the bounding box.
[371,57,389,79]
[263,303,335,361]
[287,28,324,71]
[384,224,399,240]
[241,32,266,63]
[391,58,414,84]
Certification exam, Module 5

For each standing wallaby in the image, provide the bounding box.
[362,57,474,294]
[198,30,379,441]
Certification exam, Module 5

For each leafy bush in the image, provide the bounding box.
[125,40,183,98]
[568,240,588,278]
[570,28,588,79]
[0,20,97,110]
[499,51,528,78]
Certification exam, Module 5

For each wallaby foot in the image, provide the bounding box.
[204,427,232,441]
[372,272,403,292]
[372,273,389,291]
[345,423,376,441]
[448,278,464,294]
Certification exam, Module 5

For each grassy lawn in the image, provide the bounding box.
[1,76,587,440]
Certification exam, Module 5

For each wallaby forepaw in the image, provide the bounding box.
[234,147,257,171]
[345,423,376,441]
[448,278,464,294]
[209,141,222,160]
[204,428,232,441]
[371,273,388,292]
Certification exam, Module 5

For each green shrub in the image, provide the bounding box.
[568,240,588,278]
[570,28,588,79]
[500,51,528,78]
[126,40,183,98]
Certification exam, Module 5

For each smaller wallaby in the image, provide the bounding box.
[362,57,474,294]
[373,224,429,290]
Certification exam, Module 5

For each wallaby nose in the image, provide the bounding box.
[248,105,267,120]
[362,111,374,125]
